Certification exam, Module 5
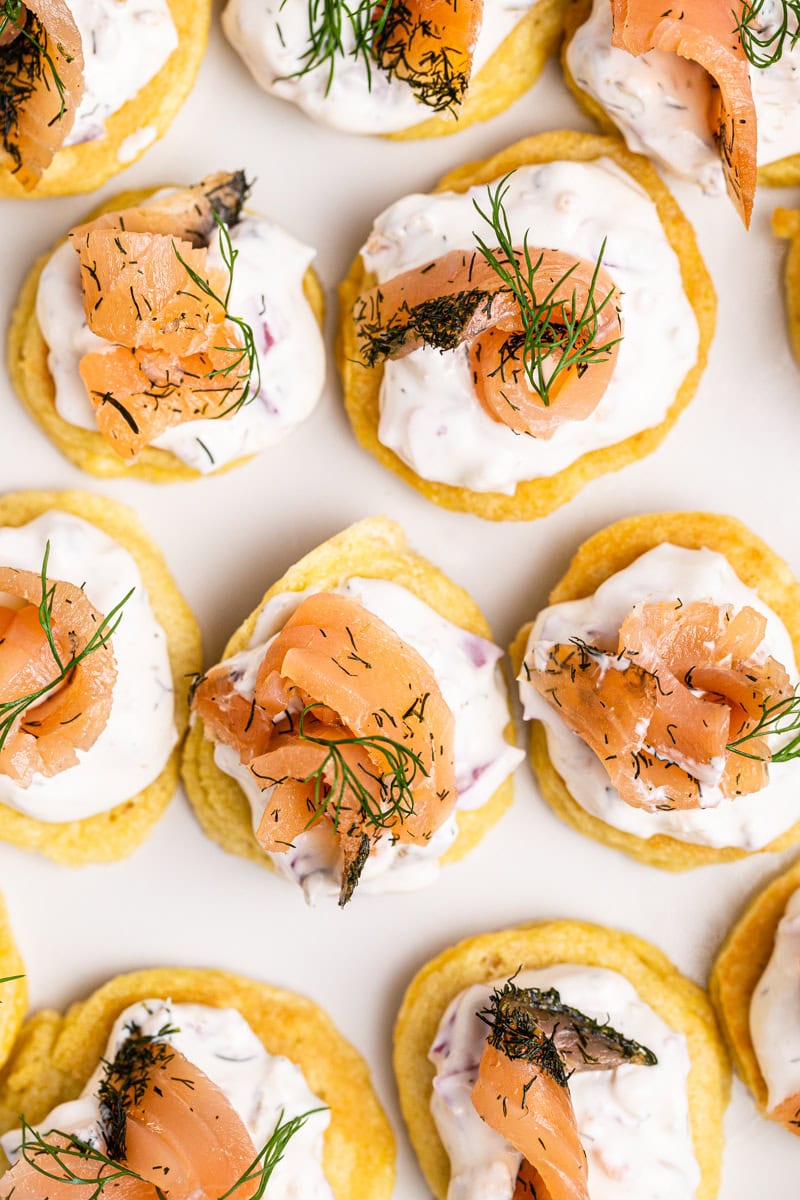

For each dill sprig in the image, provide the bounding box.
[472,173,622,408]
[728,688,800,762]
[219,1108,324,1200]
[0,1,68,171]
[172,212,261,418]
[0,541,133,754]
[736,0,800,67]
[281,0,395,94]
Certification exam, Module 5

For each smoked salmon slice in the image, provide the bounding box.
[355,246,621,438]
[527,600,793,811]
[610,0,757,227]
[0,0,84,189]
[0,565,116,787]
[473,982,655,1200]
[372,0,484,112]
[192,592,457,903]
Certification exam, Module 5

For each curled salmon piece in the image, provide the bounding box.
[355,246,621,438]
[0,0,84,190]
[373,0,484,112]
[528,600,793,811]
[192,592,456,904]
[0,566,116,787]
[473,982,655,1200]
[610,0,757,227]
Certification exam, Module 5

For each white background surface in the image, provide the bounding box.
[0,7,799,1197]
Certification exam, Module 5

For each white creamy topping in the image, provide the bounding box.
[361,160,698,495]
[1,1000,333,1200]
[0,511,176,823]
[36,212,324,474]
[222,0,537,133]
[211,577,522,903]
[750,887,800,1112]
[518,543,800,850]
[567,0,800,191]
[430,965,699,1200]
[65,1,178,146]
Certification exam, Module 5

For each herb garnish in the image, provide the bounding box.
[472,173,622,408]
[372,0,469,112]
[728,688,800,762]
[736,0,800,67]
[172,212,261,417]
[219,1107,324,1200]
[97,1022,178,1161]
[0,1,69,172]
[0,542,133,754]
[281,0,395,93]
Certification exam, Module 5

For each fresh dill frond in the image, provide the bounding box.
[16,1119,166,1200]
[471,172,622,408]
[0,1,69,171]
[727,688,800,761]
[172,212,261,418]
[0,541,133,754]
[736,0,800,68]
[281,0,395,93]
[218,1107,325,1200]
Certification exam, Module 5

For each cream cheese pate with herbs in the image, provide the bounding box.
[222,0,538,134]
[37,212,324,473]
[211,577,523,903]
[65,1,178,147]
[361,159,698,495]
[567,0,800,192]
[0,512,176,823]
[518,544,800,850]
[430,965,698,1200]
[750,887,800,1112]
[0,999,333,1200]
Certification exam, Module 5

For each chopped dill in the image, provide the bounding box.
[0,1,69,173]
[372,0,469,112]
[355,282,498,366]
[736,0,800,67]
[97,1022,178,1161]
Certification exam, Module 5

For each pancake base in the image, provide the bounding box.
[510,511,800,870]
[773,208,800,365]
[0,896,26,1074]
[8,189,325,483]
[394,919,729,1200]
[0,489,201,864]
[337,130,716,521]
[0,967,395,1200]
[182,515,516,881]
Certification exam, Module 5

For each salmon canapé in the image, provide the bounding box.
[527,599,794,812]
[0,563,117,787]
[472,982,656,1200]
[354,244,622,439]
[67,173,253,462]
[191,591,457,904]
[610,0,757,227]
[372,0,484,112]
[0,0,85,190]
[0,1039,257,1200]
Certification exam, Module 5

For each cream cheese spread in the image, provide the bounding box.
[210,576,523,903]
[222,0,537,133]
[65,0,178,146]
[360,159,698,495]
[750,887,800,1112]
[518,543,800,850]
[430,965,699,1200]
[36,213,324,474]
[0,511,176,823]
[567,0,800,191]
[0,999,333,1200]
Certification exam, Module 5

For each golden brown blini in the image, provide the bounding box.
[0,489,200,863]
[337,131,715,521]
[773,208,800,366]
[510,512,800,869]
[394,920,729,1200]
[0,896,25,1072]
[0,967,396,1198]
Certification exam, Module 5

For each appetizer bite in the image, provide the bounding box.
[0,489,200,863]
[395,920,729,1199]
[774,206,800,364]
[222,0,565,138]
[183,517,522,907]
[0,896,25,1071]
[512,512,800,869]
[0,0,210,197]
[9,172,325,483]
[0,967,395,1200]
[712,858,800,1137]
[338,132,714,521]
[564,0,800,226]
